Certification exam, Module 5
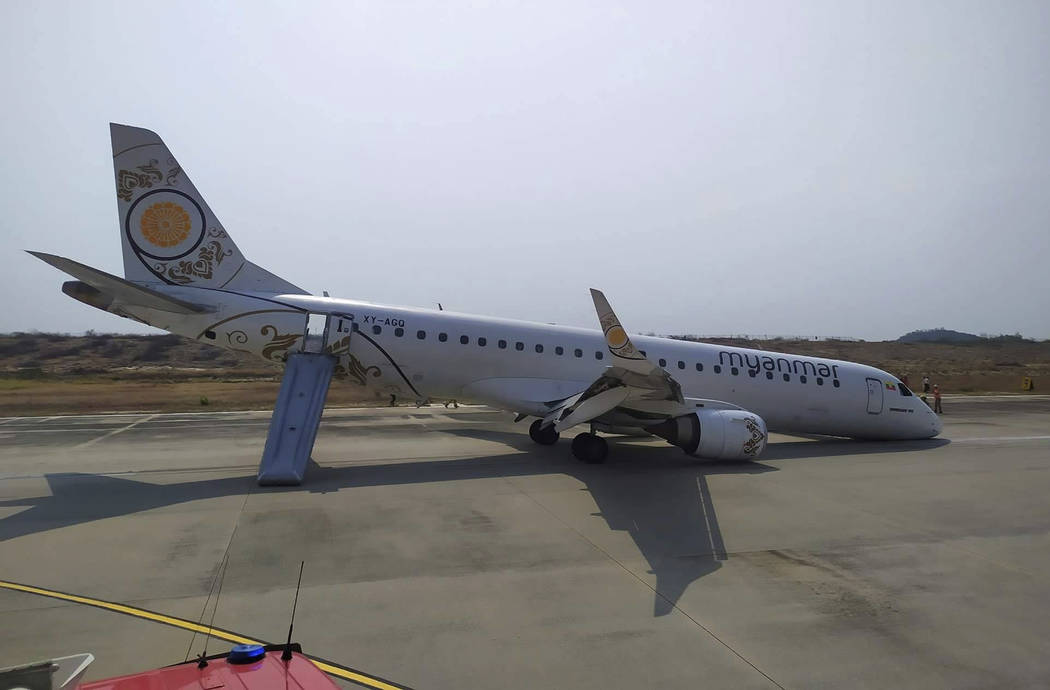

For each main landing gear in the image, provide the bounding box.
[529,419,560,445]
[571,432,608,464]
[527,419,608,463]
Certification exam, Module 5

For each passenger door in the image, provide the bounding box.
[866,377,883,414]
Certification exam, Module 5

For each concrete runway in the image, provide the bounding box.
[2,397,1050,689]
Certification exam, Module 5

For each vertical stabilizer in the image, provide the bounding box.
[111,123,305,294]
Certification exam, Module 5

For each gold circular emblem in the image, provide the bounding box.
[606,325,628,348]
[140,201,191,247]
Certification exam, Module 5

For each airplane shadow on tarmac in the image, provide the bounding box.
[432,429,948,615]
[0,430,948,617]
[437,428,764,616]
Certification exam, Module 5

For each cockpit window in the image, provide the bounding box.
[899,382,913,397]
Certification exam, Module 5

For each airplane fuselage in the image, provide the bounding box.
[253,293,942,441]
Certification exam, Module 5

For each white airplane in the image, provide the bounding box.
[31,124,941,466]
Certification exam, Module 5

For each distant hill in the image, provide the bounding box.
[898,328,982,343]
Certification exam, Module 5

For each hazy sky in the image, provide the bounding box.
[2,1,1048,341]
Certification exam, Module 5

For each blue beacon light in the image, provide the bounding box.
[227,644,266,664]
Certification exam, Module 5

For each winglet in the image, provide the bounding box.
[589,288,652,374]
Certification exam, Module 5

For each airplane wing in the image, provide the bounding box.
[29,251,211,314]
[543,289,688,432]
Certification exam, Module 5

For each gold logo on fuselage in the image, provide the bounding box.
[140,201,191,247]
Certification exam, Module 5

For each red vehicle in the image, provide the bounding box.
[2,644,344,690]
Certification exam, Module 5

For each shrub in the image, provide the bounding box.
[139,334,181,362]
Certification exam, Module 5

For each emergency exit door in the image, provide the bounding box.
[302,313,330,353]
[866,378,883,414]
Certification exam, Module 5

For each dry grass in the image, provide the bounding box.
[0,377,388,416]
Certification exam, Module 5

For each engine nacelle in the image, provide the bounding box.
[647,409,768,460]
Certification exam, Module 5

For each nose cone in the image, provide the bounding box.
[918,404,943,438]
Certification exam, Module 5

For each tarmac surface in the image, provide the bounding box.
[2,396,1050,689]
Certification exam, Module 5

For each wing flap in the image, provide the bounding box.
[554,385,629,432]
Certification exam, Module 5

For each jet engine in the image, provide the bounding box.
[646,409,768,460]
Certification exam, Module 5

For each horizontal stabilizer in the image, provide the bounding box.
[28,251,210,314]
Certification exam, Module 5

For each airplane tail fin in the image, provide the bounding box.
[110,123,306,294]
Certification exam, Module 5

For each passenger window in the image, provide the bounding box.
[515,341,524,351]
[438,332,448,342]
[460,335,469,345]
[659,358,667,367]
[535,344,544,353]
[731,367,739,376]
[833,380,840,388]
[695,363,703,372]
[574,348,583,358]
[478,337,487,346]
[766,371,773,380]
[498,339,507,349]
[372,325,382,335]
[713,365,721,373]
[816,377,823,385]
[800,375,807,383]
[749,370,757,378]
[783,374,790,382]
[351,322,360,332]
[555,346,564,355]
[677,361,685,369]
[416,330,425,340]
[595,351,604,360]
[394,327,404,337]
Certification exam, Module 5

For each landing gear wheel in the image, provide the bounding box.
[571,432,608,464]
[529,419,560,445]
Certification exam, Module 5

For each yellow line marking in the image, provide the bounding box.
[0,580,407,690]
[309,660,405,689]
[0,580,259,643]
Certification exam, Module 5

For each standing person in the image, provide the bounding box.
[921,375,931,405]
[933,384,943,414]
